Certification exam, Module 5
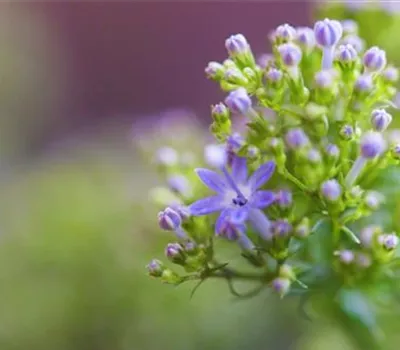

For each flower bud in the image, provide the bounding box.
[360,131,386,158]
[275,189,292,208]
[294,218,310,239]
[341,34,365,53]
[341,19,358,35]
[285,128,310,149]
[307,148,322,164]
[257,53,274,69]
[325,143,340,159]
[204,144,227,168]
[273,23,296,43]
[278,43,302,66]
[391,143,400,159]
[314,18,343,47]
[224,68,249,86]
[335,249,354,264]
[382,66,399,83]
[354,74,374,92]
[340,125,355,140]
[183,241,198,255]
[360,225,381,248]
[378,233,399,250]
[169,203,191,221]
[315,70,335,88]
[265,68,283,83]
[271,277,291,297]
[363,46,386,72]
[295,27,315,51]
[321,179,342,202]
[155,147,178,166]
[356,252,372,269]
[205,61,225,80]
[158,207,182,231]
[364,191,384,210]
[279,264,296,280]
[349,185,364,200]
[167,175,192,197]
[225,34,249,56]
[165,243,186,264]
[370,109,392,132]
[273,219,292,238]
[216,217,241,240]
[336,44,358,63]
[211,103,230,122]
[225,87,252,114]
[147,259,165,277]
[223,59,236,69]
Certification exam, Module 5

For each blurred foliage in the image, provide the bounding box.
[0,123,308,350]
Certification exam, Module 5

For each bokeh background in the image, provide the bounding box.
[1,1,400,350]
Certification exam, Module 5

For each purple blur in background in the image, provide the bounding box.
[38,2,311,119]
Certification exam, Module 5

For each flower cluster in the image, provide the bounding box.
[146,18,400,323]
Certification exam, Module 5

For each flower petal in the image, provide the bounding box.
[250,190,275,209]
[248,209,273,241]
[230,206,249,224]
[195,168,228,194]
[231,156,248,184]
[188,196,225,216]
[248,161,276,191]
[215,208,232,235]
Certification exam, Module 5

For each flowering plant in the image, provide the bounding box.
[146,18,400,347]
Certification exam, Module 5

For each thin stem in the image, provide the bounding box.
[281,169,308,192]
[322,46,335,70]
[345,156,366,188]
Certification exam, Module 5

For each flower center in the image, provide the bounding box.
[232,196,248,206]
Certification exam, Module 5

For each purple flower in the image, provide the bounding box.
[225,87,252,114]
[363,46,386,72]
[341,19,358,35]
[257,53,274,69]
[335,250,354,264]
[266,68,283,83]
[155,147,178,166]
[370,109,392,132]
[285,128,310,149]
[205,61,224,79]
[147,259,164,277]
[392,144,400,159]
[271,277,291,296]
[158,207,187,239]
[189,156,275,234]
[165,243,186,264]
[364,191,384,210]
[356,253,372,269]
[274,23,296,43]
[336,44,358,63]
[378,233,399,250]
[325,143,340,158]
[275,189,292,208]
[360,131,386,158]
[355,74,373,92]
[158,207,182,231]
[308,149,322,164]
[382,66,399,83]
[360,225,380,248]
[296,27,315,50]
[340,125,354,140]
[167,174,192,197]
[314,19,343,47]
[211,103,229,120]
[273,219,292,238]
[225,34,249,55]
[321,179,342,202]
[278,43,302,66]
[315,70,335,88]
[340,34,365,53]
[204,144,227,168]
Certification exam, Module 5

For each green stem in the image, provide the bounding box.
[281,169,308,192]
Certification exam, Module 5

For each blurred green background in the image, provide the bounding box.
[1,2,400,350]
